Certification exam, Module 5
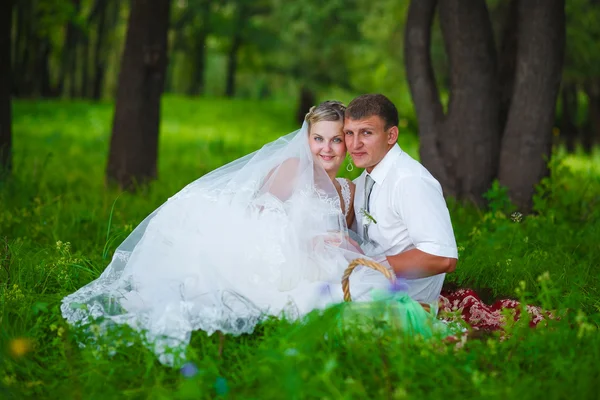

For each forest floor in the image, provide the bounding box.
[2,97,600,399]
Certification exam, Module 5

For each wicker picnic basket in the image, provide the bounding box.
[341,258,431,313]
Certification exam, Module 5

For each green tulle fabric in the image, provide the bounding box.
[335,290,456,339]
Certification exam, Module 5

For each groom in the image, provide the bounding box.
[344,94,458,304]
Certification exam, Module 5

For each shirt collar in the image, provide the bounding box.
[367,144,402,185]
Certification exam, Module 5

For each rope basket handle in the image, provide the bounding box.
[342,258,395,302]
[341,258,431,313]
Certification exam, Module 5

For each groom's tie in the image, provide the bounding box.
[363,174,375,241]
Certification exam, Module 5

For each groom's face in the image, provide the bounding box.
[344,115,398,173]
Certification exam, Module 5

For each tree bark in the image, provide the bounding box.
[584,80,600,149]
[1,0,13,176]
[58,0,82,97]
[498,0,565,212]
[13,0,34,97]
[406,0,499,205]
[225,2,246,98]
[80,34,91,98]
[438,0,500,205]
[91,0,109,100]
[497,0,519,133]
[106,0,172,189]
[38,39,55,97]
[404,0,448,190]
[188,0,211,96]
[560,83,579,152]
[296,86,316,126]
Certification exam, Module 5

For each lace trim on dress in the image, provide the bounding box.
[336,178,351,217]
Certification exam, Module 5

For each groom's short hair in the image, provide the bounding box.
[346,94,399,130]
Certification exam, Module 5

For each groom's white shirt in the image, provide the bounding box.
[353,144,458,304]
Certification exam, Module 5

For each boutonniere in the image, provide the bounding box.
[360,208,377,226]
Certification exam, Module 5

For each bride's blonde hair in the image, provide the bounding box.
[305,100,346,126]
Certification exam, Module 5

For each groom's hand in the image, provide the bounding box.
[386,249,456,279]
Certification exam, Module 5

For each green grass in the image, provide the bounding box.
[1,96,600,399]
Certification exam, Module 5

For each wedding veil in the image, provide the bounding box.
[60,121,383,364]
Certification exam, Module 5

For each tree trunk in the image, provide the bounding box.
[498,0,565,212]
[80,34,90,98]
[225,2,246,98]
[91,0,108,100]
[58,0,82,97]
[1,0,13,177]
[188,0,210,96]
[404,0,448,189]
[497,0,519,133]
[438,0,500,205]
[38,39,54,97]
[584,80,600,149]
[406,0,500,205]
[14,0,34,97]
[560,83,579,152]
[296,86,316,126]
[106,0,172,189]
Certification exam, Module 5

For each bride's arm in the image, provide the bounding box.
[260,157,301,202]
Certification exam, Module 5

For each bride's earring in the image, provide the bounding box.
[346,155,354,172]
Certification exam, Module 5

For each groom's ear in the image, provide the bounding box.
[387,126,399,144]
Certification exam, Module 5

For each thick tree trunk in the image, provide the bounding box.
[498,0,565,212]
[437,0,500,205]
[296,86,316,126]
[106,0,172,189]
[188,1,210,96]
[406,0,499,205]
[1,0,13,176]
[497,0,519,133]
[225,2,246,98]
[404,0,448,190]
[560,84,579,152]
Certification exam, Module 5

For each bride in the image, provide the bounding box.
[61,101,393,363]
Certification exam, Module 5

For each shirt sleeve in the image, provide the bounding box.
[395,175,458,259]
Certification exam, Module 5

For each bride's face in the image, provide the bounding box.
[308,120,346,174]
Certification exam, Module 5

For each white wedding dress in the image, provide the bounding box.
[61,123,390,364]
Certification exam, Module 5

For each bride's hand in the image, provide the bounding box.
[345,235,364,254]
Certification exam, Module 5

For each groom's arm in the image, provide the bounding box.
[389,175,458,278]
[386,249,456,278]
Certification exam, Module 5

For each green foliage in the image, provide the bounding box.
[2,98,600,398]
[565,0,600,82]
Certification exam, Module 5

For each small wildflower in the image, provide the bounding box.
[9,337,33,357]
[90,324,101,336]
[180,362,199,378]
[510,212,523,223]
[519,280,526,290]
[537,271,550,282]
